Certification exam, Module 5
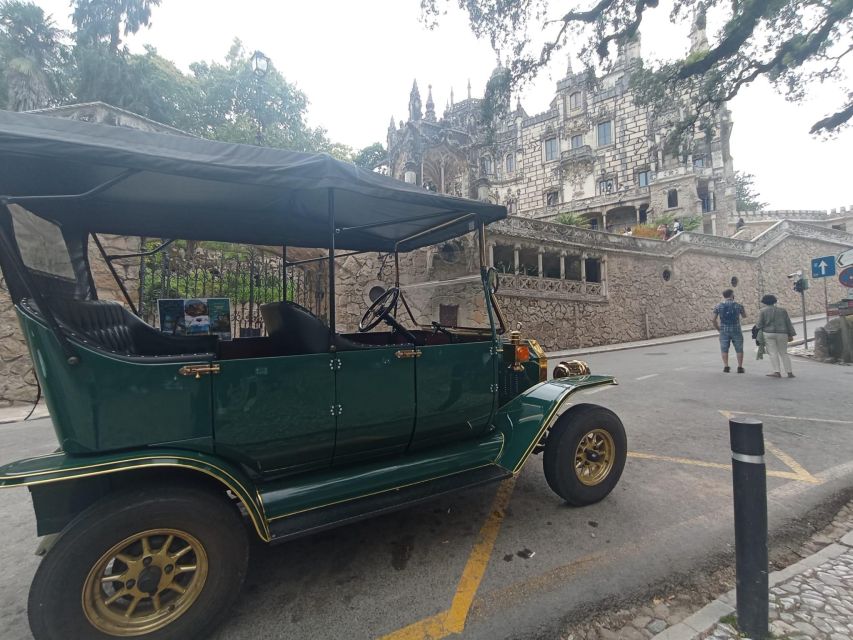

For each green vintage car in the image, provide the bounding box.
[0,111,626,640]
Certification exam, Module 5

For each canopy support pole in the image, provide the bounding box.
[91,233,139,316]
[328,189,336,347]
[0,169,138,205]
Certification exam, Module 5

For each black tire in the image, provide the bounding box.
[543,404,627,506]
[28,485,250,640]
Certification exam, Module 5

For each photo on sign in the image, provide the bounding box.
[157,298,232,340]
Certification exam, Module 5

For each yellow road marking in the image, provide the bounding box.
[378,477,516,640]
[721,410,853,425]
[765,441,820,484]
[628,450,821,484]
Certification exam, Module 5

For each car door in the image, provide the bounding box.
[410,340,497,450]
[332,346,416,464]
[213,353,336,476]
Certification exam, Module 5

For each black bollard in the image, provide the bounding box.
[729,416,769,639]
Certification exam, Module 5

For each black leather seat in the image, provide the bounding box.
[260,301,370,354]
[35,298,218,362]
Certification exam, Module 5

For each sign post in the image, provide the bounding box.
[812,256,837,327]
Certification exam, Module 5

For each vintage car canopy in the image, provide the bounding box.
[0,110,506,251]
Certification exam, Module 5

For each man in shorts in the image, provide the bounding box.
[712,289,746,373]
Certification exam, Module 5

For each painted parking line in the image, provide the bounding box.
[378,478,516,640]
[635,374,659,380]
[721,410,853,425]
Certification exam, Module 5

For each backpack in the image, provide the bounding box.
[719,301,740,325]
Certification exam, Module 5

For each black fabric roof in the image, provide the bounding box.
[0,110,505,251]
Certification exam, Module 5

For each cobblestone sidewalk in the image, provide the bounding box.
[558,500,853,640]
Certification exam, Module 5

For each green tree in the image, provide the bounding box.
[189,40,340,153]
[353,142,387,169]
[734,170,766,212]
[72,0,161,53]
[422,0,853,137]
[0,1,70,111]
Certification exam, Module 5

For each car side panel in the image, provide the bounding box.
[213,354,336,475]
[410,341,496,449]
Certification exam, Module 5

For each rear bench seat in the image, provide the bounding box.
[22,298,217,363]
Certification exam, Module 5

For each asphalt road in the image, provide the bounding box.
[1,334,851,640]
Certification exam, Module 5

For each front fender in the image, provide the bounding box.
[0,449,270,541]
[494,375,616,473]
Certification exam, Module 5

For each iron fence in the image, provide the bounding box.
[133,241,324,336]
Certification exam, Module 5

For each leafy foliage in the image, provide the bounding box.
[353,142,387,169]
[72,0,161,53]
[555,211,590,227]
[0,1,70,110]
[422,0,853,137]
[734,170,766,212]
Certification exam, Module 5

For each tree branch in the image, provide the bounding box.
[810,101,853,134]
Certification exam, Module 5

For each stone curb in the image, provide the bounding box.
[649,539,852,639]
[546,313,825,359]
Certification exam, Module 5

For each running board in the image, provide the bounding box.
[267,464,510,544]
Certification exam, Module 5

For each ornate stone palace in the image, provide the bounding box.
[387,24,735,236]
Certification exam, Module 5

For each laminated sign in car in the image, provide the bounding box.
[0,110,627,640]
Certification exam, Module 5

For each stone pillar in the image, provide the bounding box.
[560,250,566,279]
[537,249,544,279]
[514,244,520,274]
[602,212,608,231]
[581,252,587,281]
[488,243,495,267]
[635,207,641,224]
[601,257,607,296]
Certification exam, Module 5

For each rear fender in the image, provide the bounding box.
[0,449,270,541]
[493,375,616,473]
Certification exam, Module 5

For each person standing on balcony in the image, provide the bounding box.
[712,289,747,373]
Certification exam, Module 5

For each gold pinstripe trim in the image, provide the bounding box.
[1,458,271,542]
[511,379,615,474]
[267,432,506,522]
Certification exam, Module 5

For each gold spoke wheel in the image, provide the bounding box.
[574,428,615,486]
[82,528,208,636]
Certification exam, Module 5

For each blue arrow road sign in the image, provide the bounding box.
[812,256,836,279]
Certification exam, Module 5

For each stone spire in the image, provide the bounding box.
[566,53,574,76]
[443,100,450,120]
[388,115,396,135]
[450,87,454,106]
[689,8,709,54]
[408,80,422,121]
[467,79,471,100]
[425,84,436,122]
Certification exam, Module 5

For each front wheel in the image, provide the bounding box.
[28,485,250,640]
[543,405,627,506]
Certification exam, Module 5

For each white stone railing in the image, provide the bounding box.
[497,273,605,300]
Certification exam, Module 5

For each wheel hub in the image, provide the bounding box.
[574,428,616,486]
[82,528,208,636]
[137,565,162,595]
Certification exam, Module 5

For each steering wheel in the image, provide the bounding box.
[359,287,400,332]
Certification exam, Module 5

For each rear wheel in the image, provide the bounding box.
[543,405,627,506]
[28,486,250,640]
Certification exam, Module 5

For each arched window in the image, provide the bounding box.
[667,189,678,208]
[480,155,493,176]
[505,153,515,173]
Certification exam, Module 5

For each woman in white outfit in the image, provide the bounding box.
[755,294,796,378]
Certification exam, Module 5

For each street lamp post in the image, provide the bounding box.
[251,50,270,145]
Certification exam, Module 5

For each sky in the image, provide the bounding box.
[33,0,853,212]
